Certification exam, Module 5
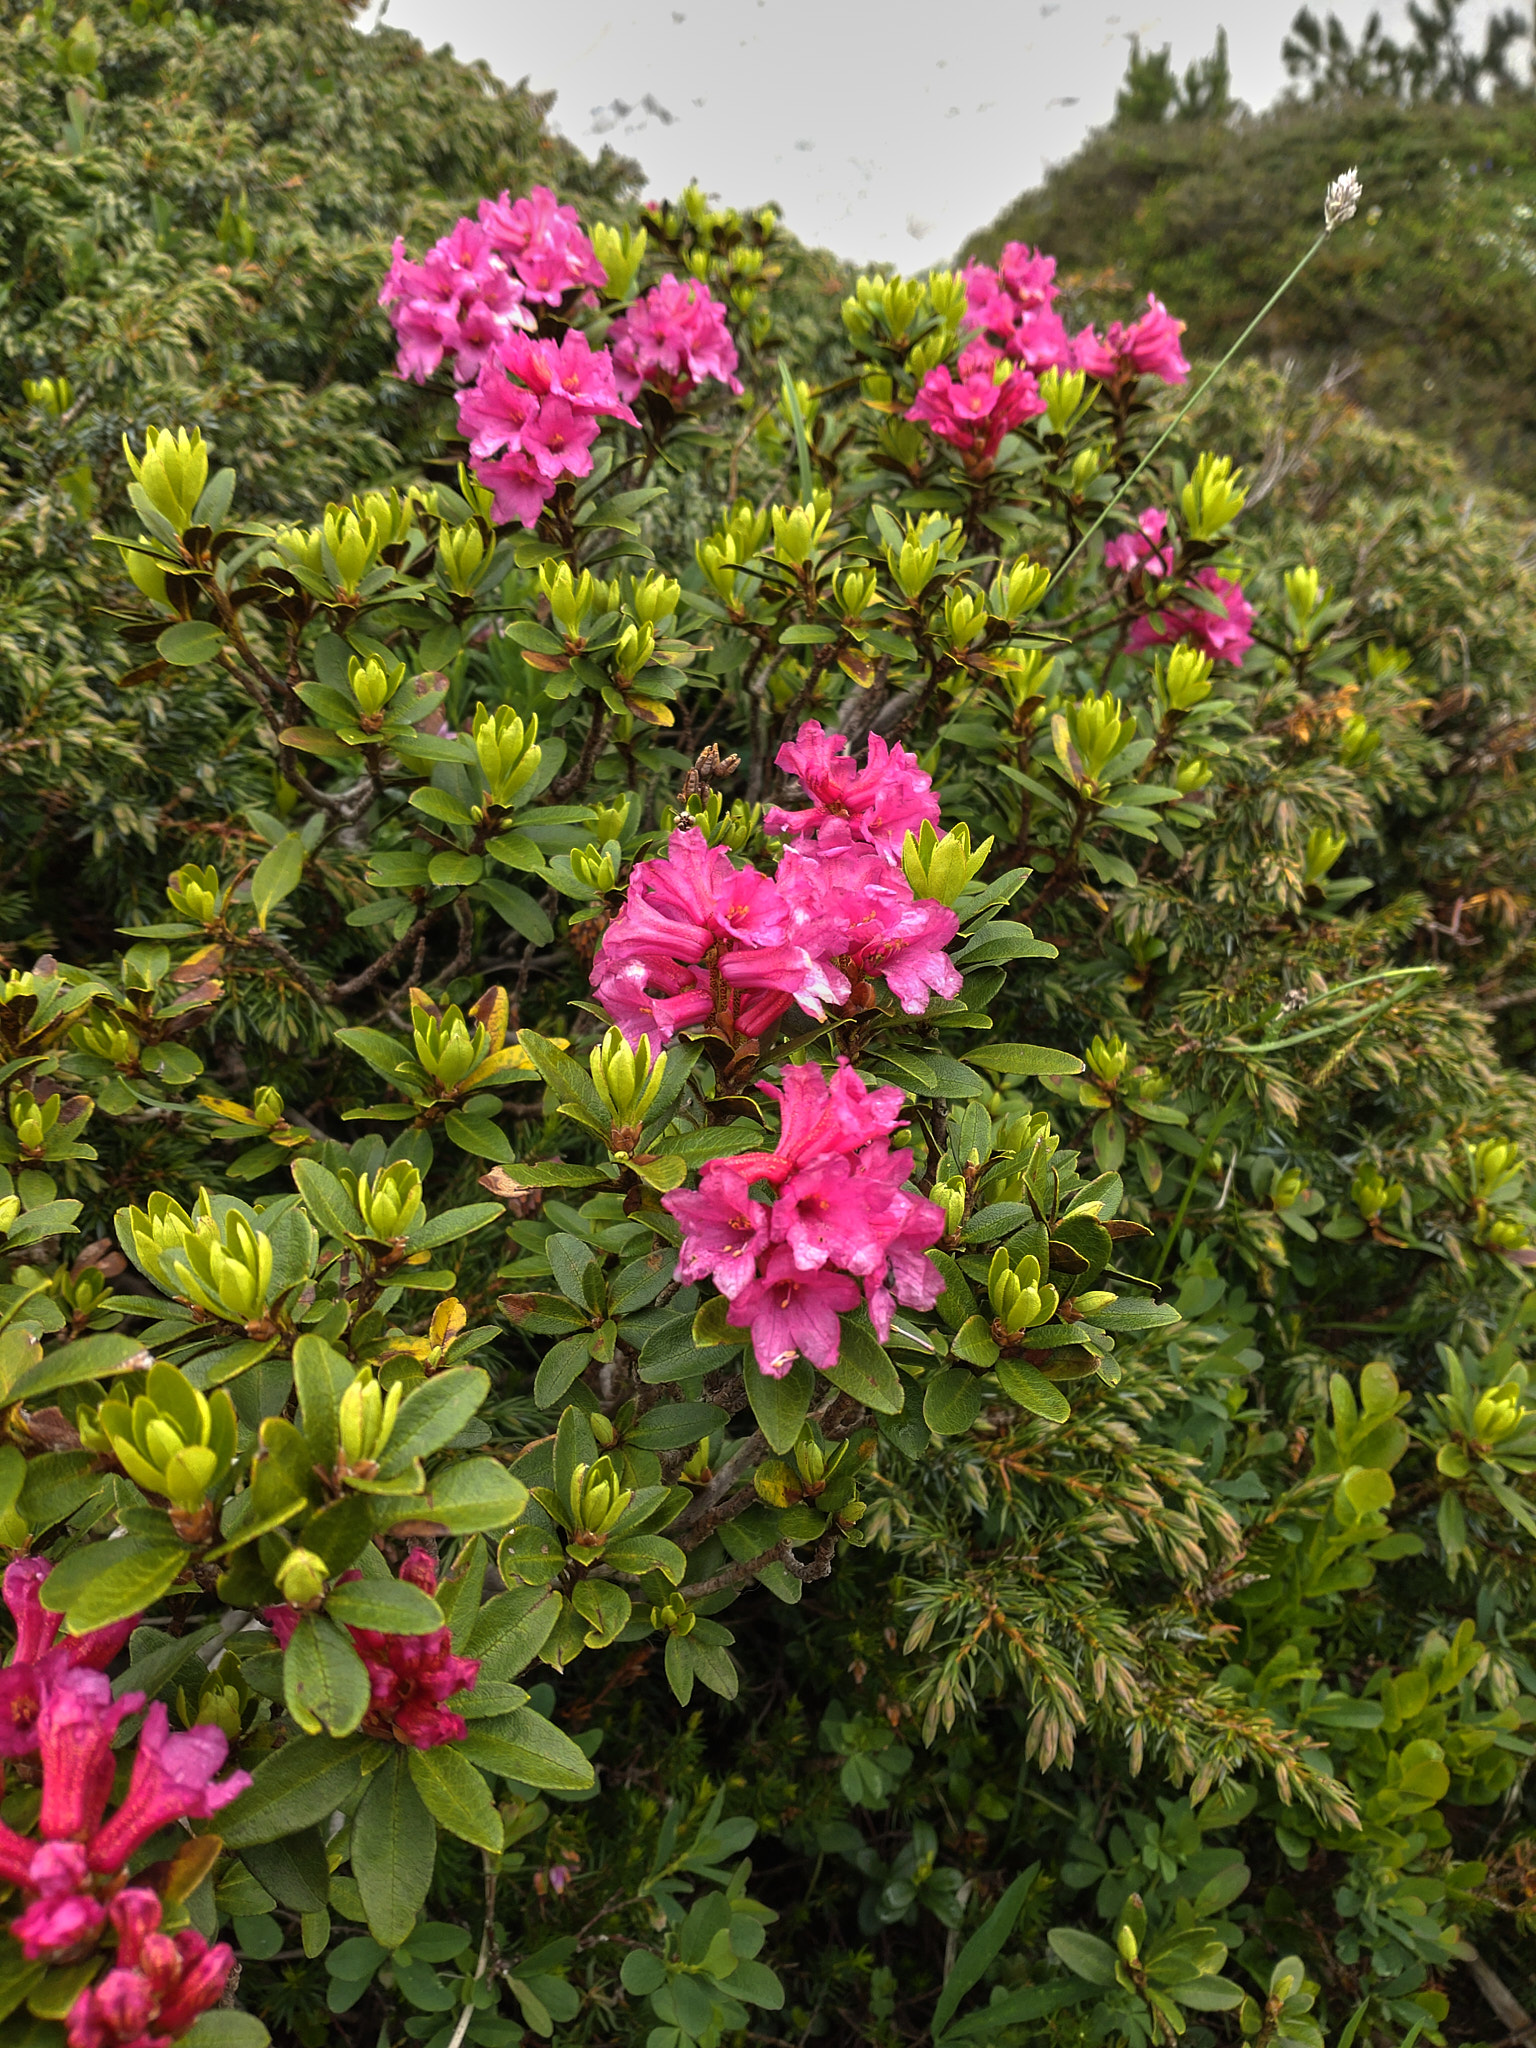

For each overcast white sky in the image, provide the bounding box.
[364,1,1515,264]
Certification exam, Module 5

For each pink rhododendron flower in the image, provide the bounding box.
[1074,294,1190,386]
[667,1167,771,1300]
[662,1060,945,1377]
[963,246,1075,374]
[1104,506,1174,579]
[1129,569,1255,666]
[456,330,636,528]
[765,721,939,859]
[0,1559,140,1760]
[86,1704,250,1875]
[11,1843,105,1961]
[266,1549,479,1749]
[40,1669,145,1844]
[477,186,606,304]
[906,341,1046,473]
[67,1889,234,2048]
[377,218,531,384]
[1106,506,1252,665]
[727,1252,860,1376]
[778,846,963,1017]
[608,274,743,402]
[591,827,850,1048]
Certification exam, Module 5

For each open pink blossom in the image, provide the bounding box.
[591,827,849,1048]
[377,218,531,384]
[1074,294,1190,386]
[1128,568,1255,666]
[477,186,606,303]
[86,1705,250,1876]
[609,274,743,402]
[906,342,1046,473]
[663,1060,945,1375]
[1104,506,1174,579]
[765,721,940,859]
[667,1168,771,1299]
[0,1559,140,1760]
[963,246,1075,374]
[456,330,636,528]
[777,846,963,1017]
[727,1250,861,1376]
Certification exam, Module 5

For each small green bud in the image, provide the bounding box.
[1351,1164,1403,1221]
[991,557,1051,622]
[1339,713,1380,771]
[352,487,413,548]
[629,570,681,627]
[346,1160,424,1242]
[338,1368,402,1477]
[570,844,618,895]
[1181,452,1247,541]
[348,653,405,720]
[1284,564,1321,634]
[589,1024,667,1132]
[24,375,73,418]
[901,820,992,906]
[437,520,489,596]
[413,1005,489,1090]
[473,704,542,808]
[1271,1167,1305,1211]
[1069,446,1103,495]
[1175,757,1213,796]
[1038,365,1090,436]
[167,863,225,925]
[1086,1033,1131,1086]
[322,506,382,593]
[771,498,832,567]
[1301,826,1347,888]
[1162,644,1214,712]
[123,425,209,534]
[614,619,656,681]
[275,1549,329,1609]
[592,220,648,299]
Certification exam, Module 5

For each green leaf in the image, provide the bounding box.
[182,2016,272,2048]
[292,1162,362,1244]
[443,1111,513,1163]
[327,1578,444,1635]
[353,1749,437,1948]
[457,1704,596,1791]
[534,1333,593,1409]
[951,1317,1001,1369]
[380,1367,489,1474]
[283,1615,371,1738]
[391,1456,528,1537]
[1046,1927,1120,1985]
[39,1538,187,1633]
[745,1357,814,1454]
[923,1368,984,1436]
[251,833,305,930]
[466,1586,562,1679]
[933,1865,1039,2037]
[4,1331,149,1405]
[825,1321,903,1415]
[994,1357,1071,1422]
[407,1746,503,1851]
[157,619,226,667]
[239,1830,330,1915]
[220,1736,366,1849]
[427,851,484,888]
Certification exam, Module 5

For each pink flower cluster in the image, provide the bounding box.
[0,1559,248,2047]
[963,243,1075,374]
[457,329,637,527]
[1074,293,1190,387]
[66,1890,235,2048]
[664,1060,945,1375]
[608,274,742,404]
[0,1557,136,1758]
[378,185,604,385]
[591,723,960,1047]
[906,342,1046,474]
[1105,508,1254,666]
[960,243,1188,390]
[266,1549,479,1749]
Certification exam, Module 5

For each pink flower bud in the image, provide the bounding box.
[12,1886,107,1961]
[4,1557,62,1665]
[39,1669,144,1843]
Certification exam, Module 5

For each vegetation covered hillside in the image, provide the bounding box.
[963,88,1536,497]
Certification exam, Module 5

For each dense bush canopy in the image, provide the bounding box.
[0,8,1533,2048]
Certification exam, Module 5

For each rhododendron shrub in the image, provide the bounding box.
[3,94,1523,2048]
